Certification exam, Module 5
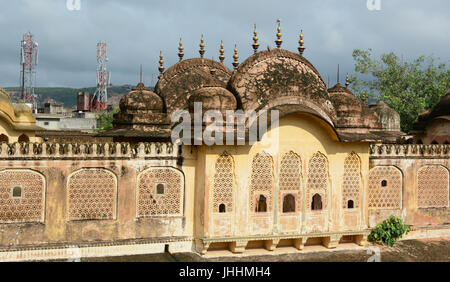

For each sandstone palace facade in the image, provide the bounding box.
[0,27,448,261]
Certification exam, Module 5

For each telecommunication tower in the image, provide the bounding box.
[91,42,110,111]
[19,32,38,111]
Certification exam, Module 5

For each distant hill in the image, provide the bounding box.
[4,85,154,108]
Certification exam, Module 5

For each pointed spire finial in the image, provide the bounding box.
[337,64,340,84]
[252,24,259,54]
[275,19,282,48]
[140,64,143,83]
[345,73,350,88]
[178,38,184,61]
[232,44,239,70]
[158,51,165,79]
[298,29,305,56]
[219,40,225,63]
[199,34,205,58]
[362,92,367,104]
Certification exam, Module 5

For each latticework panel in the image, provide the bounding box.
[137,167,184,217]
[68,168,117,220]
[250,152,274,212]
[306,152,329,211]
[0,169,45,223]
[418,165,449,208]
[212,153,235,213]
[368,166,402,209]
[342,152,361,209]
[279,151,302,212]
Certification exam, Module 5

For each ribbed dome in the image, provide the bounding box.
[13,100,32,117]
[328,83,362,118]
[119,83,163,113]
[188,87,237,113]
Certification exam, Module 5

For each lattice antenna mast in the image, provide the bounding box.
[91,42,109,111]
[19,32,38,111]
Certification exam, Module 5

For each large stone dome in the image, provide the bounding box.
[188,87,237,114]
[228,48,337,126]
[155,58,232,116]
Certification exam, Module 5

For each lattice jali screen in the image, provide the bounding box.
[279,151,302,211]
[306,152,329,211]
[137,167,184,217]
[417,165,449,208]
[342,152,362,209]
[368,166,402,209]
[250,152,274,212]
[0,169,45,223]
[212,152,234,213]
[68,168,117,220]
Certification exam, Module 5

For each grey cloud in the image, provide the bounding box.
[0,0,449,88]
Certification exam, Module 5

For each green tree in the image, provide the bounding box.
[349,49,450,132]
[96,105,119,132]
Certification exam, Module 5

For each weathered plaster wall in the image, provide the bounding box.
[369,144,450,227]
[200,113,370,241]
[0,142,193,251]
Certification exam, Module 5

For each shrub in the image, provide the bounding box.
[368,216,410,247]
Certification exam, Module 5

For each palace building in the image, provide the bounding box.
[0,24,448,261]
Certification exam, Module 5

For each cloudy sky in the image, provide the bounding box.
[0,0,449,88]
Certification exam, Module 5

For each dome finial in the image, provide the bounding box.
[337,64,340,84]
[275,19,282,48]
[252,24,259,54]
[232,44,239,70]
[345,73,350,88]
[298,29,305,56]
[361,92,367,104]
[199,34,205,58]
[158,51,165,79]
[219,40,225,63]
[178,38,184,61]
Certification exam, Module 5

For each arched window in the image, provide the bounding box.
[381,180,387,187]
[12,185,22,198]
[431,140,439,145]
[282,194,296,213]
[18,134,29,143]
[0,134,8,143]
[347,200,354,209]
[219,204,226,213]
[311,194,322,211]
[156,183,165,194]
[256,195,267,212]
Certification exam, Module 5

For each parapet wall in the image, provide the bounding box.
[0,141,178,159]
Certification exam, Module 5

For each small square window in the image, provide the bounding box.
[11,185,22,198]
[44,122,49,125]
[156,183,165,195]
[381,180,387,187]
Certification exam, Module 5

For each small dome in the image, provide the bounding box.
[188,87,237,113]
[369,101,401,131]
[328,83,363,127]
[119,83,163,113]
[13,100,32,117]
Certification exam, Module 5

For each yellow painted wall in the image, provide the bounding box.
[199,112,370,239]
